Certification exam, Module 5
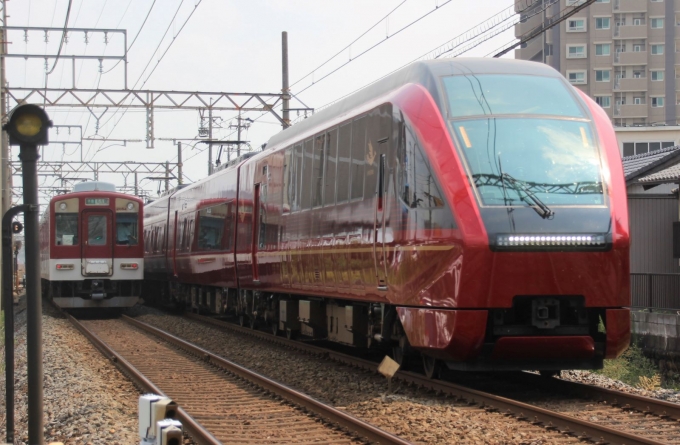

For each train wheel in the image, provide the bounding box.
[271,322,279,336]
[392,336,411,368]
[249,316,257,330]
[238,315,246,327]
[422,355,442,379]
[286,329,295,340]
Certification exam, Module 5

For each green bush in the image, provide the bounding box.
[597,342,659,387]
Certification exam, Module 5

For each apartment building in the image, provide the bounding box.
[514,0,680,156]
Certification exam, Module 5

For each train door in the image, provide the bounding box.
[81,209,113,276]
[172,210,179,277]
[374,153,387,289]
[253,183,266,282]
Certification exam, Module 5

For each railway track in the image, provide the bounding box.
[66,313,411,445]
[184,312,680,445]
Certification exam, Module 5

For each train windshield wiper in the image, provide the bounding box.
[500,173,554,219]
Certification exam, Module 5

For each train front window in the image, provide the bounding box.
[452,118,604,206]
[88,215,107,246]
[443,74,584,118]
[116,213,138,245]
[55,213,78,245]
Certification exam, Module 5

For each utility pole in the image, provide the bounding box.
[134,172,138,196]
[282,31,290,129]
[165,161,169,193]
[208,103,213,176]
[228,114,251,158]
[177,142,183,185]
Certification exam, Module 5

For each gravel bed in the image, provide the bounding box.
[0,301,194,445]
[559,370,680,403]
[129,307,580,444]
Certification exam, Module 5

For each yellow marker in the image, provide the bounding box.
[459,126,472,148]
[579,127,589,147]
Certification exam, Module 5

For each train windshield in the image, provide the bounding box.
[116,213,139,245]
[444,74,604,207]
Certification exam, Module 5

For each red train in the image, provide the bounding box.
[40,181,144,309]
[143,58,630,375]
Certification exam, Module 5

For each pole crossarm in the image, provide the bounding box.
[10,160,177,176]
[6,87,285,113]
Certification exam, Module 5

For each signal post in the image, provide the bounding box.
[3,104,52,445]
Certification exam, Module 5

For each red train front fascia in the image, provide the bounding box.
[144,59,630,371]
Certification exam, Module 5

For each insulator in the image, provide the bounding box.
[104,31,109,44]
[23,30,28,43]
[84,31,89,44]
[44,30,49,43]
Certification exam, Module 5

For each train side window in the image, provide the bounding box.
[116,213,139,245]
[351,115,367,200]
[293,143,303,212]
[400,119,446,209]
[88,215,107,246]
[336,123,352,204]
[197,203,228,250]
[301,139,314,210]
[179,219,186,252]
[188,219,195,251]
[324,128,338,207]
[283,148,292,213]
[312,133,325,208]
[55,213,78,246]
[161,226,166,253]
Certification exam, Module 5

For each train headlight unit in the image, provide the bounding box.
[58,202,67,211]
[126,202,135,210]
[3,104,52,146]
[496,234,607,247]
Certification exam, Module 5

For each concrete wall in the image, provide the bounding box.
[632,310,680,356]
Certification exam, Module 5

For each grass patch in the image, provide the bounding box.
[597,342,661,388]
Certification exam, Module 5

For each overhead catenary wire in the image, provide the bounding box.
[315,0,543,111]
[293,0,454,97]
[101,0,158,75]
[289,0,408,90]
[89,0,203,161]
[45,0,73,76]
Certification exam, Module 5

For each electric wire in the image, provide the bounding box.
[45,0,73,75]
[315,0,540,110]
[90,0,202,161]
[289,0,408,90]
[101,0,158,75]
[293,0,453,97]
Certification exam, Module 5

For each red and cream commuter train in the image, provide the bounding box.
[39,181,144,309]
[143,58,630,375]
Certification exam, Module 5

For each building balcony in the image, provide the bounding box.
[614,51,648,65]
[613,0,649,12]
[614,25,647,40]
[614,104,649,118]
[614,78,648,91]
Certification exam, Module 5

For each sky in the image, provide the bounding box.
[6,0,518,203]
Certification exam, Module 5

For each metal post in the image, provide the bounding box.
[208,107,213,175]
[648,274,653,312]
[237,113,242,158]
[19,143,43,445]
[282,31,290,129]
[165,161,169,193]
[3,204,28,444]
[134,172,138,196]
[177,142,183,185]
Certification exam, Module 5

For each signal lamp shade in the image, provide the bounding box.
[3,104,52,146]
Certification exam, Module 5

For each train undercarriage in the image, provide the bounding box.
[146,281,613,377]
[44,278,142,308]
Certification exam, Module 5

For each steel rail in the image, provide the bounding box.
[121,315,412,445]
[183,312,669,445]
[65,313,221,445]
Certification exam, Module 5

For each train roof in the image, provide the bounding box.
[267,58,561,149]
